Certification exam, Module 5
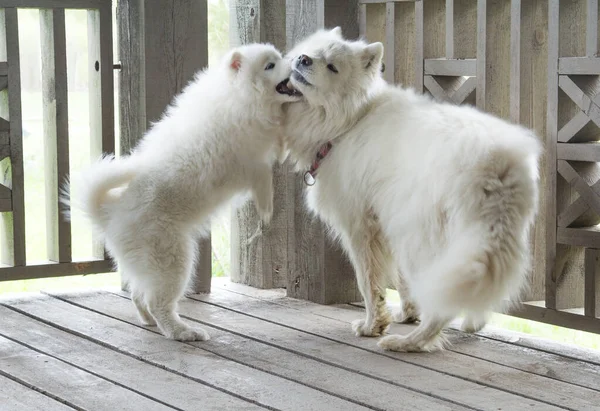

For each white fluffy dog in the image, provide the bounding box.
[282,28,542,352]
[66,44,300,341]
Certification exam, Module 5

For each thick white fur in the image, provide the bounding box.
[283,29,542,352]
[65,44,298,341]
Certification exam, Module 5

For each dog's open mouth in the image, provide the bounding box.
[276,79,303,97]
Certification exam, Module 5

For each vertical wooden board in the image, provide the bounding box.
[476,0,486,109]
[40,9,71,263]
[384,2,395,83]
[453,0,477,59]
[117,0,146,155]
[0,8,24,267]
[484,0,511,119]
[365,3,385,46]
[583,248,599,316]
[230,0,288,289]
[423,0,445,59]
[415,0,424,92]
[520,0,548,302]
[359,4,367,39]
[325,0,359,39]
[555,0,588,310]
[286,0,323,51]
[394,2,416,87]
[446,0,454,58]
[587,0,598,56]
[509,0,521,123]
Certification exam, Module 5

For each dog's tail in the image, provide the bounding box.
[411,142,540,317]
[61,155,138,234]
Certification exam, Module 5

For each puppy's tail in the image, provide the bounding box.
[61,154,138,234]
[411,144,540,317]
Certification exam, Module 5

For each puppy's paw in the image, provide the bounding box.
[352,318,388,337]
[392,303,420,324]
[171,326,210,342]
[378,333,446,352]
[460,316,487,333]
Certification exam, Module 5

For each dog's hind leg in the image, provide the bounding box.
[460,312,489,333]
[141,232,209,342]
[343,213,393,337]
[391,273,419,324]
[131,288,156,326]
[378,314,451,352]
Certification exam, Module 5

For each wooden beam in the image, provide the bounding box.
[476,0,486,110]
[584,248,599,317]
[117,0,210,292]
[508,302,600,334]
[424,58,476,76]
[557,143,600,162]
[558,57,600,74]
[384,1,395,83]
[0,8,25,268]
[545,0,559,310]
[0,259,113,282]
[558,226,600,248]
[414,0,424,92]
[40,9,71,264]
[0,0,103,8]
[587,0,598,57]
[510,0,521,123]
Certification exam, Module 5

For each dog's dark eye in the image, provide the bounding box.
[265,62,276,70]
[327,64,338,73]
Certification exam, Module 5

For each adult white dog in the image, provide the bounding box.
[65,44,301,341]
[281,28,541,352]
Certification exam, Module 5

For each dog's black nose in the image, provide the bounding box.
[299,55,313,66]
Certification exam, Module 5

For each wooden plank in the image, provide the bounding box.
[0,8,25,268]
[325,0,360,40]
[7,296,373,411]
[510,0,521,122]
[545,0,560,310]
[453,0,477,59]
[359,0,420,3]
[117,0,211,292]
[559,56,600,74]
[558,75,600,127]
[0,0,103,7]
[450,76,477,104]
[0,62,7,75]
[60,292,466,411]
[213,279,600,391]
[558,111,590,142]
[0,259,112,282]
[359,4,367,38]
[423,58,476,76]
[587,0,598,56]
[384,2,395,83]
[87,8,106,261]
[476,0,486,110]
[423,0,445,59]
[584,248,599,317]
[40,9,71,264]
[557,160,600,217]
[445,0,453,58]
[0,374,73,411]
[0,305,264,411]
[557,142,600,162]
[0,183,10,199]
[0,335,169,411]
[558,226,600,248]
[414,0,424,92]
[230,0,288,290]
[191,288,593,410]
[285,0,360,304]
[424,75,446,100]
[509,302,600,334]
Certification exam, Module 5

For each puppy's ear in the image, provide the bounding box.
[331,26,343,37]
[362,42,384,70]
[229,51,243,72]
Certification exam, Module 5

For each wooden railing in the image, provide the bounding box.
[361,0,600,333]
[0,0,114,282]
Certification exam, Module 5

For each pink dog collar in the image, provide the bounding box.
[303,141,333,186]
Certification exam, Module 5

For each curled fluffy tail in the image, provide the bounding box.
[412,146,540,316]
[61,155,137,235]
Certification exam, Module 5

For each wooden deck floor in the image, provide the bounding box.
[1,279,600,411]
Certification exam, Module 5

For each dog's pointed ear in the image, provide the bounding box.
[331,26,343,37]
[362,42,384,70]
[229,51,243,72]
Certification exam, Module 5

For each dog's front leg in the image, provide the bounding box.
[251,167,274,226]
[341,214,393,337]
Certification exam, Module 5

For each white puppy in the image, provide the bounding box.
[282,28,541,352]
[65,44,300,341]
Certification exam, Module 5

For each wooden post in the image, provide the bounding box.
[40,9,71,263]
[117,0,210,292]
[284,0,361,304]
[0,8,24,268]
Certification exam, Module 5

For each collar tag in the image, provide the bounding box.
[303,141,332,186]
